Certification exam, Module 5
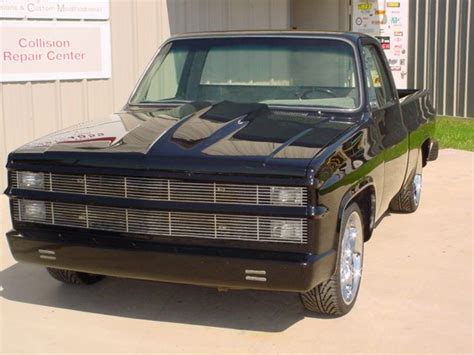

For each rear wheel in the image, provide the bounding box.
[300,203,364,316]
[46,268,104,285]
[390,150,423,213]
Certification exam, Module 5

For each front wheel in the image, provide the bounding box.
[300,203,364,316]
[46,268,105,285]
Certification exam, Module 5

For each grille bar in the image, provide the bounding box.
[10,171,308,207]
[12,199,308,244]
[9,171,18,188]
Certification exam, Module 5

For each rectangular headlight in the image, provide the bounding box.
[270,219,303,242]
[18,171,45,190]
[270,187,303,206]
[20,200,47,221]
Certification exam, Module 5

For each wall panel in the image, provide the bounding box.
[86,79,115,120]
[0,86,6,191]
[58,81,85,127]
[135,0,160,73]
[2,84,35,152]
[466,0,474,116]
[31,82,60,137]
[408,0,473,117]
[206,0,228,31]
[110,0,139,110]
[290,0,350,32]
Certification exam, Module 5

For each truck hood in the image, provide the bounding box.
[11,101,357,178]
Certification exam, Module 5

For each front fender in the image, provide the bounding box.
[309,124,383,254]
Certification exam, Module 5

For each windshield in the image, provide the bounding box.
[130,37,360,110]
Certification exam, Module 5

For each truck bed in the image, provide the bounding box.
[398,89,423,101]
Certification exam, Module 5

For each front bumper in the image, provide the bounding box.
[6,228,336,292]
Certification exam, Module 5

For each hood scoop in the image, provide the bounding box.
[200,100,269,122]
[14,100,356,174]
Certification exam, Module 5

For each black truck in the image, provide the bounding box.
[5,32,438,316]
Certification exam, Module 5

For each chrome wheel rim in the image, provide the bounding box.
[413,174,422,206]
[340,211,363,305]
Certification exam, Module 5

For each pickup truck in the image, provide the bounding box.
[5,31,438,316]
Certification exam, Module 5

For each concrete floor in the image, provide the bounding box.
[0,149,472,354]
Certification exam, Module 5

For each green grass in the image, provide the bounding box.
[435,116,474,151]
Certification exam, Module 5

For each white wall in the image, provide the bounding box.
[0,0,290,192]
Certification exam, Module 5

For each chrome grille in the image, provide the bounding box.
[9,171,18,188]
[10,171,307,207]
[53,202,87,228]
[12,199,308,244]
[87,175,125,197]
[51,174,83,193]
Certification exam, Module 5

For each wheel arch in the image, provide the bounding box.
[336,178,376,242]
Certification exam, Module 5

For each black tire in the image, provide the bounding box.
[390,150,423,213]
[46,268,105,285]
[300,203,365,316]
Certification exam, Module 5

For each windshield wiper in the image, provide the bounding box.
[266,103,342,114]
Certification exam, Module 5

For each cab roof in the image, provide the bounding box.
[168,30,374,45]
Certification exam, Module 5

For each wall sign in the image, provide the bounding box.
[352,0,409,88]
[0,0,109,20]
[0,21,111,82]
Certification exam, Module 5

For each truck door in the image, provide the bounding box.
[361,44,409,214]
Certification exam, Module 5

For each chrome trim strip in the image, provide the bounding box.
[11,171,308,207]
[245,269,266,275]
[12,199,308,244]
[40,255,56,260]
[245,276,267,282]
[38,249,55,255]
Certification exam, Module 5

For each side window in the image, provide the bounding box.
[362,45,395,109]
